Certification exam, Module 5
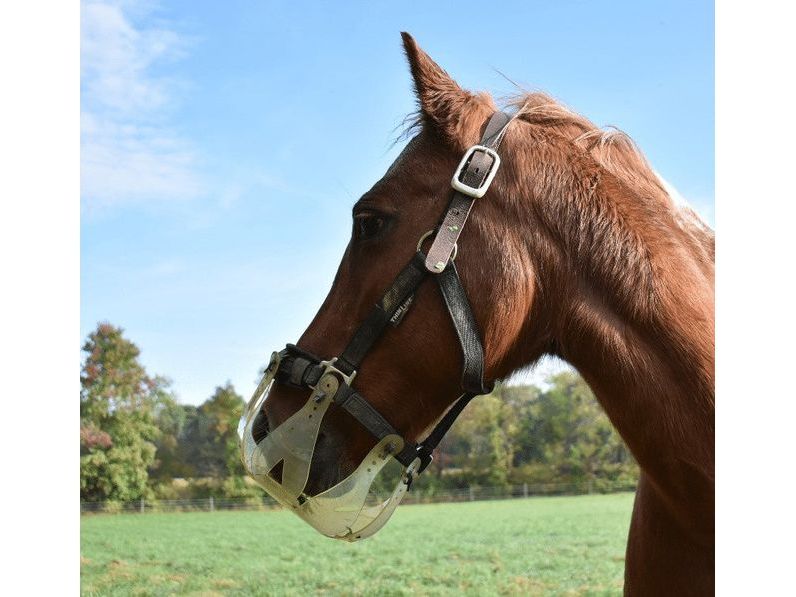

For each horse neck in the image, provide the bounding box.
[518,168,714,524]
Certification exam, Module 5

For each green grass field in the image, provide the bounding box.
[81,492,635,596]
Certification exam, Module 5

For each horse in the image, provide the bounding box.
[256,33,714,595]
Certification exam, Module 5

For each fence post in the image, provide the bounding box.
[469,486,474,502]
[209,496,214,512]
[140,498,145,514]
[523,483,528,498]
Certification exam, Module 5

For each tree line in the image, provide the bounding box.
[80,322,637,503]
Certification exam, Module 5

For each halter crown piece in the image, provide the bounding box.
[238,111,513,540]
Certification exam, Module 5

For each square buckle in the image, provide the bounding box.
[450,145,501,198]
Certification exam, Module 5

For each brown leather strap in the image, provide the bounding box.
[424,111,512,273]
[436,261,491,394]
[336,252,428,375]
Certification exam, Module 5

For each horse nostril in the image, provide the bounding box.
[252,410,270,443]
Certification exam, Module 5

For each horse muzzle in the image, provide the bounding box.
[238,350,419,542]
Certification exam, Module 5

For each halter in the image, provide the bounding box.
[264,110,512,482]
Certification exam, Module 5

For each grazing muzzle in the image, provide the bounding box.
[238,351,419,541]
[238,111,513,541]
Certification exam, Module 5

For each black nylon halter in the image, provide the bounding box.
[271,111,512,479]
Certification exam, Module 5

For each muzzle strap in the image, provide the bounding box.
[333,384,419,467]
[273,346,421,468]
[277,347,326,389]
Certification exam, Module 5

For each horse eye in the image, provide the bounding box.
[354,214,387,241]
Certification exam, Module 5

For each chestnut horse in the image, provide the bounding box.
[264,33,714,595]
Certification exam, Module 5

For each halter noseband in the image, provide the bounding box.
[264,110,512,483]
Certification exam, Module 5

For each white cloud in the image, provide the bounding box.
[81,0,201,209]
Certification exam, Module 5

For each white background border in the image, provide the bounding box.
[2,1,795,593]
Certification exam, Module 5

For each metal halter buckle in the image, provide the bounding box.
[450,145,501,198]
[315,358,357,387]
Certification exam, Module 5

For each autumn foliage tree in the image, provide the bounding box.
[80,322,174,502]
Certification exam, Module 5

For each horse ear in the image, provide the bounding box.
[401,32,493,149]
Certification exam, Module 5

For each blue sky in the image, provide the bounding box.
[80,0,714,405]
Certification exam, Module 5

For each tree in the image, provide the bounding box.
[80,322,173,502]
[200,382,246,477]
[514,372,637,490]
[423,374,638,492]
[161,383,246,480]
[431,390,516,488]
[149,397,190,481]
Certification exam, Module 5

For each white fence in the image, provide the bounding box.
[80,480,636,514]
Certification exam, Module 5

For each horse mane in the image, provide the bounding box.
[511,93,666,201]
[509,92,713,311]
[510,92,713,247]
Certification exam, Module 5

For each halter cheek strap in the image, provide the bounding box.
[273,111,512,477]
[425,111,512,273]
